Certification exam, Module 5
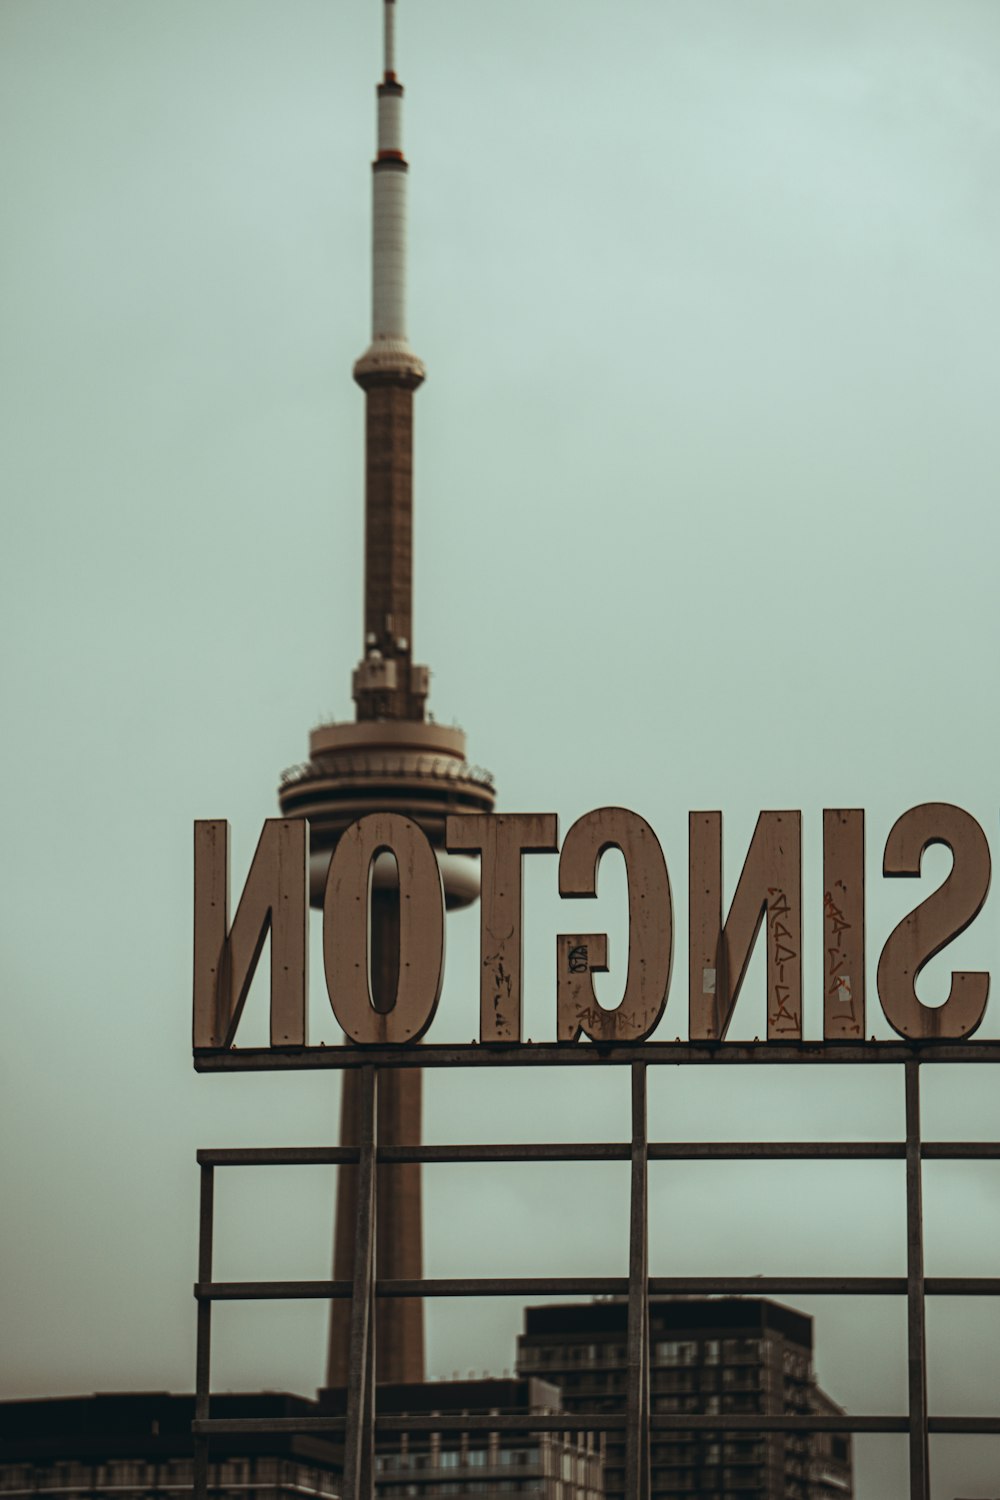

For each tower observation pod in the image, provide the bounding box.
[277,0,495,1387]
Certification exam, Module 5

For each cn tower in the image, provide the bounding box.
[277,0,495,1386]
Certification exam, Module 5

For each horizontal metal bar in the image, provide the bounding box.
[646,1416,1000,1435]
[921,1143,1000,1159]
[197,1147,359,1166]
[929,1416,1000,1433]
[192,1414,1000,1437]
[196,1277,627,1301]
[196,1140,1000,1169]
[649,1277,907,1296]
[386,1143,627,1163]
[193,1415,629,1436]
[194,1040,1000,1071]
[652,1277,1000,1297]
[195,1274,1000,1302]
[652,1415,909,1433]
[395,1142,907,1162]
[191,1418,348,1435]
[648,1142,905,1160]
[190,1414,892,1437]
[925,1278,1000,1296]
[197,1280,354,1301]
[651,1415,1000,1434]
[196,1143,627,1167]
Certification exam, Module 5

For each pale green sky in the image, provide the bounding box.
[3,3,1000,1496]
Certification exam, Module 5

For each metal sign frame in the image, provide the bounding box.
[192,1041,1000,1500]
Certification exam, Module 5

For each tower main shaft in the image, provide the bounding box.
[278,0,494,1391]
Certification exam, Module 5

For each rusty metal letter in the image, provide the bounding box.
[556,807,672,1044]
[877,803,990,1040]
[689,811,802,1041]
[823,809,866,1039]
[446,813,559,1043]
[193,818,308,1050]
[323,814,444,1045]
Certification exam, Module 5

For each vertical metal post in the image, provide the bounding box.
[360,1269,376,1499]
[625,1061,650,1500]
[905,1059,930,1500]
[343,1066,378,1500]
[193,1164,214,1500]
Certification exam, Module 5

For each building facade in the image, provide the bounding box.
[0,1393,342,1500]
[1,1383,603,1500]
[515,1300,852,1500]
[322,1377,604,1499]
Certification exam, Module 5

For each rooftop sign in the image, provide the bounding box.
[192,803,991,1053]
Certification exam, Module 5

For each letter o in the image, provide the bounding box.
[323,814,445,1044]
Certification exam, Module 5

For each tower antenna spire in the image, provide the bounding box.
[383,0,396,79]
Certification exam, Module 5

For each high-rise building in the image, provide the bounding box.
[275,0,494,1389]
[515,1299,853,1500]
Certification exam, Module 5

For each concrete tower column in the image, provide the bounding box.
[278,0,495,1396]
[328,894,425,1387]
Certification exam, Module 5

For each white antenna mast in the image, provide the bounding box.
[354,0,424,383]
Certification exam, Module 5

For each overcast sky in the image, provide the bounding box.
[3,2,1000,1496]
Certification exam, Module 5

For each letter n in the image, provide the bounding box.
[193,819,308,1049]
[689,811,802,1041]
